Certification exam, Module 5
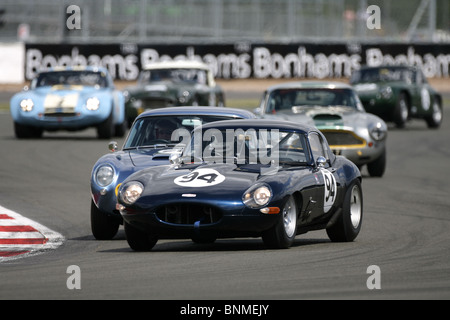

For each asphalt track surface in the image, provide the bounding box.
[0,91,449,300]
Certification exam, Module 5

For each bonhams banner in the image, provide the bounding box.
[25,43,450,81]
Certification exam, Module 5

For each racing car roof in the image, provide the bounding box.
[265,81,353,92]
[197,118,318,135]
[142,60,211,71]
[136,106,256,121]
[44,65,110,74]
[357,64,418,71]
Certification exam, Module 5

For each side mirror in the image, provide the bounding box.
[316,156,327,168]
[169,152,181,165]
[108,141,118,152]
[252,107,262,115]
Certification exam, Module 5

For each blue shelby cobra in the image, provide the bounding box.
[118,119,363,250]
[10,66,126,139]
[90,106,255,240]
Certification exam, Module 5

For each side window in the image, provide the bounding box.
[309,132,328,162]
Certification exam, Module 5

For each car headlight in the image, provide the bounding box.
[119,181,144,205]
[86,97,100,110]
[95,165,115,187]
[178,90,190,104]
[379,86,393,99]
[369,122,387,141]
[242,184,272,208]
[20,99,34,112]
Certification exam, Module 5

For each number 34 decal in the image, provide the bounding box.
[174,168,226,187]
[321,169,337,213]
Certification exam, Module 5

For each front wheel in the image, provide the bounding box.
[394,93,409,128]
[425,99,443,129]
[326,179,363,242]
[90,200,119,240]
[97,112,114,139]
[367,148,386,177]
[124,221,158,251]
[14,122,43,139]
[262,195,298,249]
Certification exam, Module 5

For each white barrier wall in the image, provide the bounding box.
[0,42,25,84]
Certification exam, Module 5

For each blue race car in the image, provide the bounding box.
[118,119,363,250]
[10,66,126,139]
[90,106,256,240]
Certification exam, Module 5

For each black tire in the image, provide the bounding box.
[262,195,298,249]
[394,92,409,128]
[326,179,363,242]
[425,98,443,129]
[90,200,119,240]
[97,112,114,139]
[14,122,43,139]
[124,221,158,251]
[114,120,127,138]
[367,148,386,177]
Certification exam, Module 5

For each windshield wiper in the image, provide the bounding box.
[123,144,181,151]
[279,160,309,166]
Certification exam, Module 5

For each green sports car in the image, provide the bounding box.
[123,60,225,125]
[351,65,443,128]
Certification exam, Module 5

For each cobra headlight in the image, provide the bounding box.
[369,122,387,141]
[20,99,34,112]
[242,184,272,208]
[95,165,115,187]
[86,97,100,110]
[119,181,144,205]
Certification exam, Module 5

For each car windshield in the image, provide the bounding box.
[181,128,309,165]
[123,115,241,149]
[34,70,108,88]
[138,68,207,85]
[264,88,361,114]
[350,67,413,84]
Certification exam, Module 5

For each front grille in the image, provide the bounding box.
[44,111,78,117]
[321,130,366,148]
[155,203,222,225]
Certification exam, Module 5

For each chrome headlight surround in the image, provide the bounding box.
[178,90,191,104]
[20,99,34,112]
[86,97,100,111]
[242,184,273,209]
[379,86,393,99]
[95,164,115,187]
[119,181,144,205]
[369,121,387,141]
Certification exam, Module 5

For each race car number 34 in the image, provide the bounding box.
[174,168,226,187]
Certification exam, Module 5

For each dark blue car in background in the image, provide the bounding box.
[90,106,255,239]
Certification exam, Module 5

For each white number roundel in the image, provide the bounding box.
[174,168,226,187]
[322,169,337,213]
